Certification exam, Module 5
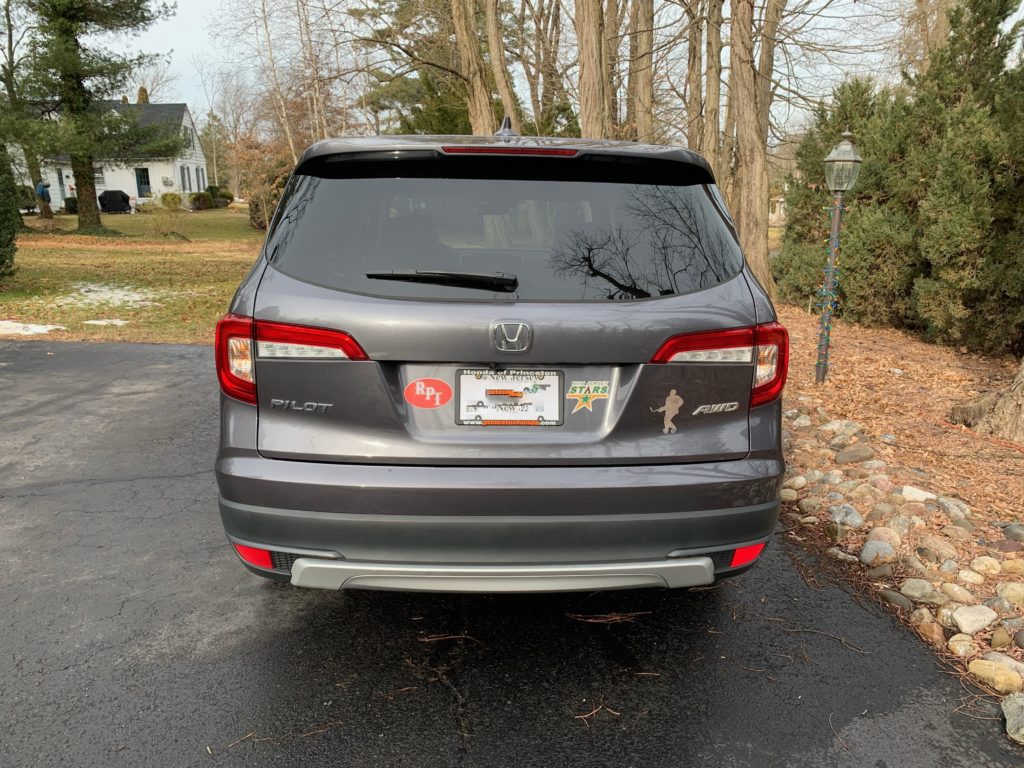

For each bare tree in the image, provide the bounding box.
[701,0,723,176]
[129,57,180,102]
[629,0,655,140]
[453,0,497,133]
[486,0,522,131]
[575,0,610,137]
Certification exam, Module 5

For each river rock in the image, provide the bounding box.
[942,525,972,542]
[991,628,1012,649]
[1002,560,1024,575]
[948,634,977,657]
[823,472,844,485]
[971,556,1002,575]
[903,555,930,575]
[1004,524,1024,543]
[836,444,874,464]
[780,489,799,502]
[937,603,962,629]
[952,605,998,634]
[969,660,1023,694]
[982,652,1024,678]
[1002,694,1024,746]
[985,597,1015,616]
[909,607,934,626]
[878,590,913,611]
[792,415,812,428]
[939,559,959,573]
[942,583,977,604]
[829,504,864,529]
[917,535,958,563]
[867,526,902,548]
[865,564,894,580]
[902,486,937,503]
[804,469,826,483]
[861,540,896,566]
[937,497,971,519]
[1016,630,1024,650]
[958,569,985,586]
[901,578,934,599]
[997,582,1024,605]
[918,621,946,647]
[868,475,894,494]
[827,547,859,563]
[798,498,821,515]
[784,475,808,490]
[850,483,882,501]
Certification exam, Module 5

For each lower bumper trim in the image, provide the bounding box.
[289,556,715,592]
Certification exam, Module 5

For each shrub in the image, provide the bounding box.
[160,192,182,209]
[213,196,229,208]
[189,191,214,210]
[18,185,37,212]
[135,201,158,213]
[0,152,18,277]
[217,188,233,201]
[205,185,220,198]
[64,196,78,214]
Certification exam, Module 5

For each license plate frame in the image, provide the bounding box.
[455,369,563,427]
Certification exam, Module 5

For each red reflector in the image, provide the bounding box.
[233,543,273,569]
[440,146,579,157]
[730,542,766,568]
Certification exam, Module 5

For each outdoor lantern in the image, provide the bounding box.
[823,131,862,193]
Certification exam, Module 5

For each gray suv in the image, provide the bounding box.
[214,134,788,593]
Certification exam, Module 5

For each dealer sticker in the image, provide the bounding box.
[566,380,610,414]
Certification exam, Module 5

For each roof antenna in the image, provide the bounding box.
[495,115,518,140]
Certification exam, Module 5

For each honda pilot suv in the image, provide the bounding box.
[214,134,788,592]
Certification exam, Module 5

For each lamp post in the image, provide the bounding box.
[815,131,862,384]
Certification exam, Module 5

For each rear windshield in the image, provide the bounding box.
[267,173,743,301]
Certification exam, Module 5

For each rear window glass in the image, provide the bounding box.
[267,174,743,301]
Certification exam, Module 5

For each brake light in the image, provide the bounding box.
[730,542,766,568]
[215,314,255,404]
[650,322,789,408]
[255,321,368,360]
[233,542,273,569]
[440,146,579,157]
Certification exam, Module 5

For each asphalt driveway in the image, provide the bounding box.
[0,341,1019,767]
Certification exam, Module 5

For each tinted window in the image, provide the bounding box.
[268,174,743,301]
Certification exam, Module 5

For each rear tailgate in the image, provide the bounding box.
[251,150,766,467]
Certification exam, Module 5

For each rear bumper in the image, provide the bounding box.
[288,556,716,592]
[217,454,782,590]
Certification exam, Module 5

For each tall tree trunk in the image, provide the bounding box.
[575,0,609,137]
[453,0,497,134]
[729,0,774,298]
[486,0,522,131]
[259,0,298,163]
[630,0,654,141]
[979,359,1024,444]
[702,0,724,178]
[684,0,704,150]
[70,154,101,229]
[756,0,785,143]
[22,151,53,219]
[602,0,624,135]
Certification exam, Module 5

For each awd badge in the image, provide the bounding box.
[566,380,610,414]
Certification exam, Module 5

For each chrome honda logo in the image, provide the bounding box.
[492,321,532,353]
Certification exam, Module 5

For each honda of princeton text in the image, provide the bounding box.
[214,125,789,593]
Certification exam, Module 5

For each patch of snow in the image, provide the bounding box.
[53,283,163,309]
[0,320,67,335]
[82,319,129,327]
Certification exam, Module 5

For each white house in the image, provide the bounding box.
[23,102,209,210]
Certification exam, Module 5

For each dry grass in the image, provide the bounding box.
[1,211,262,344]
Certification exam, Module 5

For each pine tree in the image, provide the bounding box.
[0,145,19,277]
[24,0,175,230]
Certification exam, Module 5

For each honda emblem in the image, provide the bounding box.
[492,321,532,353]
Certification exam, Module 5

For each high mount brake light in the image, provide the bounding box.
[215,315,369,405]
[650,322,789,408]
[440,146,579,157]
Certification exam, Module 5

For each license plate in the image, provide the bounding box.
[456,369,562,426]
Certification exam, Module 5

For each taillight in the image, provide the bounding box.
[650,322,789,408]
[215,315,369,405]
[255,321,368,360]
[215,314,255,404]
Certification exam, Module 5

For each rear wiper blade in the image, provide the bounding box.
[365,270,518,292]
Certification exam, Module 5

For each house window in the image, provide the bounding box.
[187,166,193,192]
[182,126,193,149]
[180,166,187,191]
[197,168,205,190]
[93,166,105,184]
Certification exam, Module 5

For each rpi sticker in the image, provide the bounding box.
[566,380,610,414]
[404,378,453,409]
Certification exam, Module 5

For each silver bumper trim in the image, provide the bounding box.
[289,556,716,592]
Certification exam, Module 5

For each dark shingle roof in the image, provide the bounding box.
[102,101,188,128]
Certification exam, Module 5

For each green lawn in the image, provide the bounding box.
[1,209,264,344]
